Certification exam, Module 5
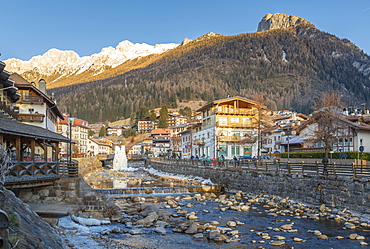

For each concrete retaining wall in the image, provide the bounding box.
[148,161,370,214]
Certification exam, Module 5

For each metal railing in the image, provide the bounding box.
[150,157,370,179]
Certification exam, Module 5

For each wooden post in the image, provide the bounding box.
[333,162,337,177]
[316,161,319,176]
[265,161,268,172]
[301,161,305,175]
[15,137,21,163]
[352,162,357,178]
[287,161,291,174]
[30,139,35,161]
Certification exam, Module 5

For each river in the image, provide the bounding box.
[57,161,370,249]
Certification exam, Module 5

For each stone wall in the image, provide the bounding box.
[148,161,370,214]
[15,177,85,205]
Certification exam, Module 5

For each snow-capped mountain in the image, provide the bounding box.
[4,40,179,78]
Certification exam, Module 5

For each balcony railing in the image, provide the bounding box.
[18,96,44,104]
[194,138,206,145]
[216,121,257,129]
[17,113,45,122]
[218,136,257,143]
[218,136,241,142]
[212,109,258,116]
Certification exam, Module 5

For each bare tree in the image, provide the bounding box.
[0,145,12,187]
[253,94,274,159]
[311,92,344,156]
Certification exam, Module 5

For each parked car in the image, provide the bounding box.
[229,156,254,165]
[239,156,254,162]
[260,156,274,161]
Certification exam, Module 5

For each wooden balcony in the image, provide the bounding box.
[18,96,44,104]
[216,121,257,129]
[17,113,45,122]
[218,136,242,142]
[218,136,257,144]
[213,109,258,116]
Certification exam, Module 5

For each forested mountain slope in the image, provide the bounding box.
[51,23,370,123]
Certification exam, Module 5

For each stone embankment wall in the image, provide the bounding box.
[148,161,370,214]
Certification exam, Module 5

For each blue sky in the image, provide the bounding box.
[1,0,369,61]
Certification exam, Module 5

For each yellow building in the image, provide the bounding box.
[193,96,263,159]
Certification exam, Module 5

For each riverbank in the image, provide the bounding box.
[56,164,370,248]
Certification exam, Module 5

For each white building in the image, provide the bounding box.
[192,96,263,159]
[10,74,64,132]
[87,138,112,156]
[57,114,91,157]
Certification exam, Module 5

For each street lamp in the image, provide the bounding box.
[281,129,296,161]
[68,116,74,163]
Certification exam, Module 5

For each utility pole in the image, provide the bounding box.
[68,114,74,163]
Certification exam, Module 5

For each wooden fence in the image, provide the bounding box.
[152,157,370,179]
[5,160,79,185]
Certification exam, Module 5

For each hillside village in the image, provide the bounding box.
[2,63,370,164]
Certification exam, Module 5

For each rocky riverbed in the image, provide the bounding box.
[57,166,370,249]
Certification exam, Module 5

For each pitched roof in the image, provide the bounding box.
[0,118,70,142]
[196,96,265,112]
[9,73,64,119]
[151,128,170,135]
[89,138,112,147]
[296,111,370,132]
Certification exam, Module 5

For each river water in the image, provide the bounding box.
[59,161,370,249]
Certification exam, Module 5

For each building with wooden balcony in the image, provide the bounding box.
[193,96,264,159]
[0,61,74,188]
[8,73,64,132]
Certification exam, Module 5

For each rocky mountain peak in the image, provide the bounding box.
[181,38,193,46]
[257,13,313,32]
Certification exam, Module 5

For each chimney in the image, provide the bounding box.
[38,79,46,94]
[292,112,296,121]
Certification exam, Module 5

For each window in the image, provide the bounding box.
[230,117,239,123]
[231,146,240,157]
[218,117,227,125]
[242,118,251,126]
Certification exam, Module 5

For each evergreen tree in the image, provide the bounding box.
[99,126,106,137]
[149,110,157,121]
[158,105,169,128]
[136,106,149,120]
